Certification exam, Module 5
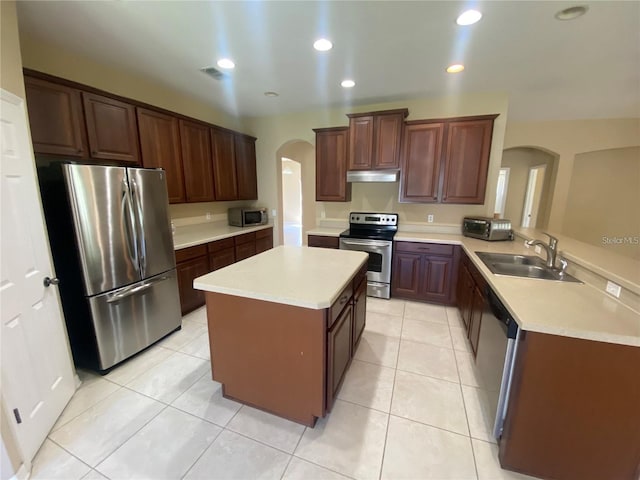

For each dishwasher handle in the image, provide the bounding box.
[486,287,519,339]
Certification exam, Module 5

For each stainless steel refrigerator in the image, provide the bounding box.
[38,162,181,373]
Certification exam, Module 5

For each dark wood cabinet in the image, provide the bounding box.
[326,302,353,412]
[314,127,351,202]
[210,128,237,201]
[441,117,495,204]
[399,121,444,203]
[234,232,257,261]
[255,227,274,254]
[456,260,474,331]
[468,284,484,356]
[352,278,367,350]
[180,119,215,202]
[392,242,459,305]
[399,114,497,204]
[456,250,488,353]
[208,237,235,271]
[347,109,407,170]
[308,235,340,249]
[175,245,210,315]
[235,134,258,200]
[24,76,87,157]
[137,108,185,203]
[82,92,139,163]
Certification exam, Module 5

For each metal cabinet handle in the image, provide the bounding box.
[43,277,60,287]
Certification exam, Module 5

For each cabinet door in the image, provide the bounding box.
[327,303,353,412]
[209,248,235,271]
[441,118,494,204]
[373,112,404,169]
[468,285,485,357]
[211,128,238,200]
[176,256,209,315]
[235,134,258,200]
[391,251,422,299]
[352,278,367,351]
[421,255,454,304]
[255,227,273,254]
[348,115,374,170]
[137,108,185,203]
[235,242,256,262]
[24,76,87,157]
[314,127,351,202]
[83,92,139,163]
[399,122,444,203]
[457,264,474,331]
[180,119,215,202]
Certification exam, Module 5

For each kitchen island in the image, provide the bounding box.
[193,246,368,426]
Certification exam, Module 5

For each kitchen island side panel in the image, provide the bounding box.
[206,292,326,426]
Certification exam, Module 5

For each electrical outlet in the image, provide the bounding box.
[605,281,621,298]
[271,209,277,217]
[427,214,434,223]
[534,245,542,255]
[206,212,212,221]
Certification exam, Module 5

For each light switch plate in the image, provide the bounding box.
[605,281,622,298]
[271,209,277,217]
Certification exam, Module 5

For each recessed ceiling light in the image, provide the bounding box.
[216,58,235,69]
[456,10,482,26]
[554,5,588,20]
[341,79,355,88]
[313,38,333,51]
[446,64,465,74]
[264,91,279,97]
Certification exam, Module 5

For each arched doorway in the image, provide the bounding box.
[275,140,315,246]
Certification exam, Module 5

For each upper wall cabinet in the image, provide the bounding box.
[179,119,215,202]
[347,109,408,170]
[211,128,238,201]
[82,92,140,164]
[399,114,498,204]
[314,127,351,202]
[137,108,185,203]
[24,76,87,157]
[235,133,258,200]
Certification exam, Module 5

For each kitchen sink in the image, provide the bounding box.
[475,252,582,283]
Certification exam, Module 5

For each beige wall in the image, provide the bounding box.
[19,35,244,132]
[501,147,557,229]
[563,147,640,260]
[246,92,509,245]
[503,118,640,232]
[0,1,27,475]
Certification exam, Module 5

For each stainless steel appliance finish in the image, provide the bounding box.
[346,169,400,183]
[228,207,268,227]
[463,216,514,241]
[41,163,181,372]
[339,212,398,299]
[475,287,520,440]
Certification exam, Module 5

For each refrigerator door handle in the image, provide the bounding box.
[121,179,139,267]
[106,274,170,303]
[130,178,147,278]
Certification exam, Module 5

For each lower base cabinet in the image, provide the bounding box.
[456,250,487,357]
[308,235,340,249]
[391,242,459,305]
[176,227,273,315]
[326,302,353,412]
[352,278,367,349]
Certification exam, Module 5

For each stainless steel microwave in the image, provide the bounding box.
[228,207,268,227]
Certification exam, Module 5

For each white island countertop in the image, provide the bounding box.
[194,246,368,309]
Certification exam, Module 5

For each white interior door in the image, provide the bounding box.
[0,89,75,464]
[521,165,546,228]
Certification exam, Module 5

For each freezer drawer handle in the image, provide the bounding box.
[106,275,170,303]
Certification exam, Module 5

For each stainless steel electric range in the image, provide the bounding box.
[339,212,398,299]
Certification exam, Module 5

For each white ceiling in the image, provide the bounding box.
[16,1,640,121]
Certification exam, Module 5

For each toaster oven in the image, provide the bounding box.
[463,217,514,241]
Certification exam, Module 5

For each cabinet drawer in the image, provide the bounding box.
[328,282,353,329]
[395,241,454,256]
[235,242,256,261]
[255,227,272,239]
[208,237,235,253]
[234,232,256,245]
[209,248,235,271]
[308,235,340,249]
[175,244,208,263]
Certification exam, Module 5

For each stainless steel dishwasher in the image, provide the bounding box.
[475,287,520,440]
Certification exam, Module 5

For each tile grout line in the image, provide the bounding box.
[179,422,224,480]
[40,438,96,478]
[278,424,307,480]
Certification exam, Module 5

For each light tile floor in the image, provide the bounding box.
[31,299,536,480]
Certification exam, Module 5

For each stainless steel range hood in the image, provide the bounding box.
[346,169,400,183]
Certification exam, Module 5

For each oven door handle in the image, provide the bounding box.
[340,239,391,248]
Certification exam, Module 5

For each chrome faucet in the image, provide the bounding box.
[526,232,558,268]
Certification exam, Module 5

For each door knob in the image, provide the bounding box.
[43,277,60,287]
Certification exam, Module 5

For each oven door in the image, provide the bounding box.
[339,238,392,284]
